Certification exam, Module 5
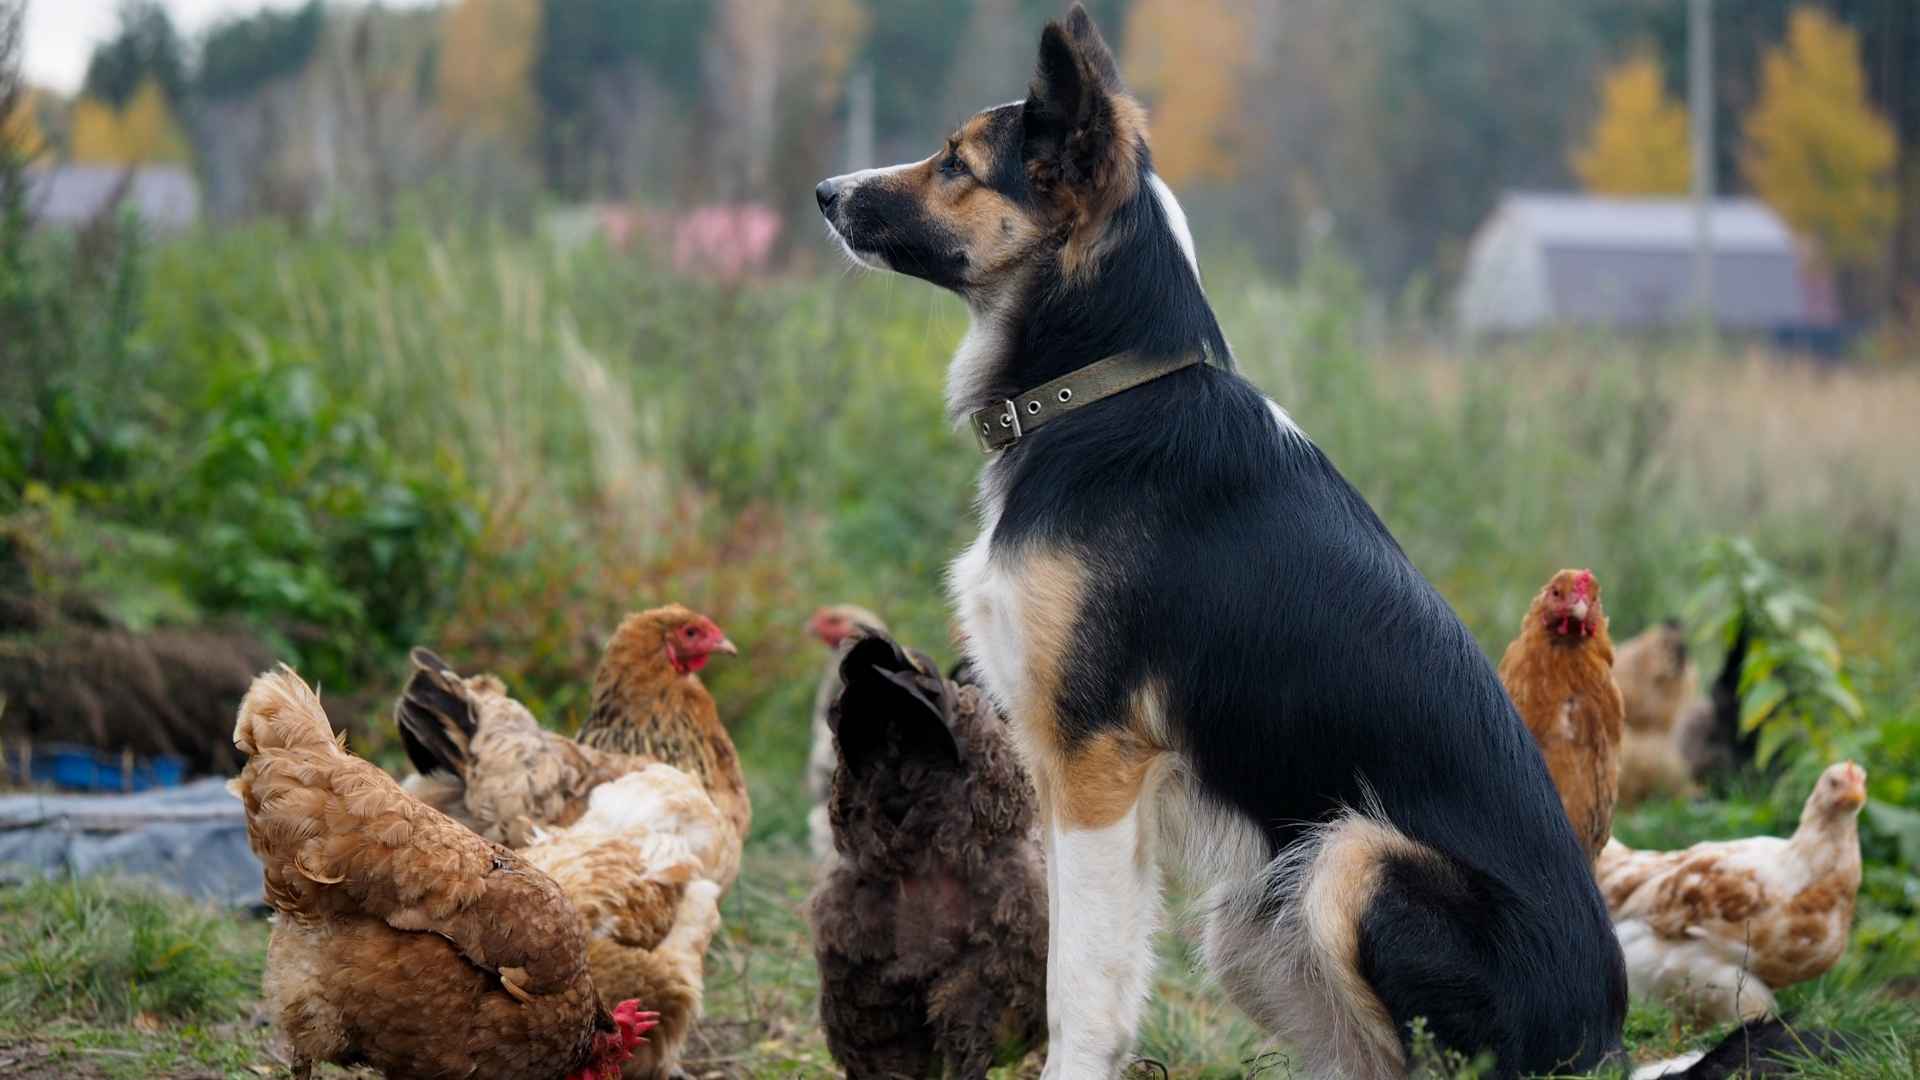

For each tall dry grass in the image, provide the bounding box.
[105,225,1920,828]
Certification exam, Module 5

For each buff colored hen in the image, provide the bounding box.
[396,644,739,1078]
[521,767,730,1079]
[1614,620,1701,806]
[805,603,888,864]
[1599,762,1867,1023]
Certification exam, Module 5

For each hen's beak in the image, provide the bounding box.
[712,637,739,656]
[1570,599,1591,622]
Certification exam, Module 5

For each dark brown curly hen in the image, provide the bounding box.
[809,632,1047,1080]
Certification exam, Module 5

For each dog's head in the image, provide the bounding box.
[816,4,1147,299]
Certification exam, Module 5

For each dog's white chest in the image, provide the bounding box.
[948,526,1029,722]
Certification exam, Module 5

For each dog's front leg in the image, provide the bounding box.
[1042,795,1162,1080]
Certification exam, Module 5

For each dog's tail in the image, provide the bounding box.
[1205,814,1443,1079]
[1209,805,1625,1078]
[1630,1017,1855,1079]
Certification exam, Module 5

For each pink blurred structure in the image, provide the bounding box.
[671,205,784,280]
[563,203,784,280]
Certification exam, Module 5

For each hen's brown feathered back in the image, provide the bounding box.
[233,667,612,1080]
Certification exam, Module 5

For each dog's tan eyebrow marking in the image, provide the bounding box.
[948,122,995,179]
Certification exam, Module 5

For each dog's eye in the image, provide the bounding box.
[941,152,971,179]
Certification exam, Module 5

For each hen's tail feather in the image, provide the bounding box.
[1632,1017,1854,1079]
[395,646,477,778]
[233,664,344,757]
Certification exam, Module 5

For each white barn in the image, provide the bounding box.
[1456,193,1834,335]
[24,165,202,232]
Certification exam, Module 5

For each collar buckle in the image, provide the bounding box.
[972,399,1022,453]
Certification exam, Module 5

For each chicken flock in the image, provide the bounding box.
[225,570,1869,1079]
[1496,569,1867,1028]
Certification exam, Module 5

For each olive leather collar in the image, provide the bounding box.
[969,350,1204,454]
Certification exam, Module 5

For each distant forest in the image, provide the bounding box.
[15,0,1919,310]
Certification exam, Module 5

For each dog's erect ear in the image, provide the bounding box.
[1023,4,1144,271]
[1024,8,1124,166]
[1063,3,1122,89]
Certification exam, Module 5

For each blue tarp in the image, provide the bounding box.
[0,778,264,908]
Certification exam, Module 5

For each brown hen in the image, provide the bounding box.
[579,605,750,846]
[1497,568,1626,864]
[231,667,657,1080]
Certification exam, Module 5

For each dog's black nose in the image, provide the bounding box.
[815,180,840,215]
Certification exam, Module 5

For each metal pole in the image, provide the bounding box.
[1690,0,1715,328]
[847,65,875,172]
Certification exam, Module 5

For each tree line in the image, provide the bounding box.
[2,0,1912,317]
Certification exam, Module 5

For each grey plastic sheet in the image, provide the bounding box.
[0,778,264,908]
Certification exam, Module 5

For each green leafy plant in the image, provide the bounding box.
[1687,536,1864,779]
[160,356,477,685]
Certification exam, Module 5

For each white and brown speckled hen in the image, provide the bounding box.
[1598,762,1867,1023]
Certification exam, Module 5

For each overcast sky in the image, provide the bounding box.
[23,0,438,94]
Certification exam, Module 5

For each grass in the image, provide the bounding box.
[1,839,1914,1079]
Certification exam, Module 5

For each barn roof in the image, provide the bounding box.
[1495,192,1796,254]
[1457,191,1833,334]
[23,164,201,231]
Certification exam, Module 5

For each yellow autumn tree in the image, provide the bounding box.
[68,78,189,164]
[68,96,124,163]
[117,78,190,162]
[438,0,540,149]
[2,87,47,159]
[1741,7,1897,270]
[1571,51,1690,195]
[1123,0,1253,187]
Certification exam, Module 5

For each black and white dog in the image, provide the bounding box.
[816,7,1625,1077]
